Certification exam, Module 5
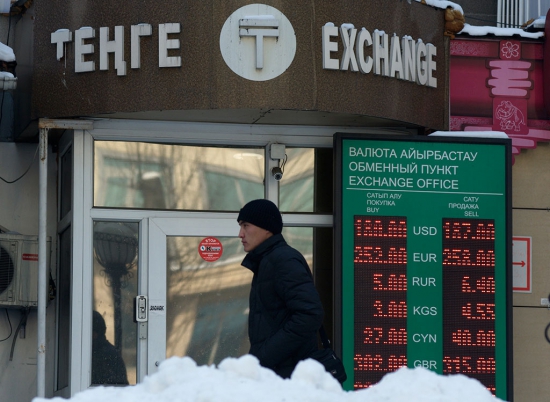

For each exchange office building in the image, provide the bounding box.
[28,1,449,398]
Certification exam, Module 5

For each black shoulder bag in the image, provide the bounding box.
[255,263,347,384]
[309,325,347,384]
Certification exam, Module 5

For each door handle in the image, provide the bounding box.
[135,295,148,322]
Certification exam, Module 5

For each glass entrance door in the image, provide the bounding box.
[147,216,250,374]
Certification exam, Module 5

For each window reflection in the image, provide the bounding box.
[92,310,129,385]
[279,149,314,212]
[92,221,138,385]
[165,228,329,366]
[281,226,313,268]
[279,148,333,213]
[166,236,251,365]
[281,226,334,337]
[94,142,264,211]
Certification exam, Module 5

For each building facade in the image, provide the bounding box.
[450,12,550,401]
[6,1,549,401]
[3,1,451,400]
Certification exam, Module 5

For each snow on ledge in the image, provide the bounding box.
[429,131,510,139]
[417,0,545,39]
[459,23,545,39]
[0,41,15,62]
[0,71,17,90]
[416,0,464,15]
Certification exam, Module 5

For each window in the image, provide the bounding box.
[92,221,139,385]
[279,148,333,213]
[94,142,264,211]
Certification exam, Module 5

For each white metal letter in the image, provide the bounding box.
[51,29,72,61]
[322,24,339,70]
[416,39,428,86]
[402,36,416,82]
[99,26,127,76]
[373,29,389,76]
[340,25,358,71]
[427,43,437,88]
[159,23,182,68]
[75,27,96,73]
[356,28,372,74]
[131,24,152,69]
[389,34,404,79]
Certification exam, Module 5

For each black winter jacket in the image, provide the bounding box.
[241,233,324,378]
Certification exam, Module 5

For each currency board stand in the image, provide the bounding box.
[333,133,512,401]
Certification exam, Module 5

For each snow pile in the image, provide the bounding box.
[32,355,506,402]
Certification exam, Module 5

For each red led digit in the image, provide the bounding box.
[386,328,407,345]
[372,300,407,318]
[373,273,407,291]
[476,357,496,373]
[443,219,496,394]
[354,216,497,393]
[354,216,408,389]
[354,246,407,264]
[362,327,383,344]
[443,221,495,241]
[451,329,495,347]
[443,356,472,373]
[387,355,408,370]
[462,276,495,294]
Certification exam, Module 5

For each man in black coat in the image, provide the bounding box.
[238,199,324,378]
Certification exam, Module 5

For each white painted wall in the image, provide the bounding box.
[0,142,58,401]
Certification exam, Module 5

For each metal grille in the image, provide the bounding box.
[498,0,550,27]
[0,245,14,294]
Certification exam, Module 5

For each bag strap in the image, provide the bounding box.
[318,324,331,349]
[303,264,333,350]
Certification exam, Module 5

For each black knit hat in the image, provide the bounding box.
[237,199,283,234]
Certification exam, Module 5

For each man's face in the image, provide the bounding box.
[238,221,273,252]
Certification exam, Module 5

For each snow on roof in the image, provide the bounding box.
[417,0,464,15]
[417,0,546,39]
[527,16,547,29]
[459,23,545,39]
[0,41,15,62]
[429,131,510,139]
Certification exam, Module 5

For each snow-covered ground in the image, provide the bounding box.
[33,355,505,402]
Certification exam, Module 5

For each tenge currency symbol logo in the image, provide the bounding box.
[220,4,296,81]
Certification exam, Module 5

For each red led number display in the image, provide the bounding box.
[443,219,496,394]
[354,216,407,389]
[353,216,497,394]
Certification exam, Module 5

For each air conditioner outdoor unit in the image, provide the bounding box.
[0,233,51,308]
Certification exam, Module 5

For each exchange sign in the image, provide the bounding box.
[334,133,512,400]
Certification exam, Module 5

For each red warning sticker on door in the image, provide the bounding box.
[198,237,223,262]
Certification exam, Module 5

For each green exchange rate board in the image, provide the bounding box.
[334,133,512,400]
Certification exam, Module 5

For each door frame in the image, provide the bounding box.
[146,215,240,376]
[69,119,387,395]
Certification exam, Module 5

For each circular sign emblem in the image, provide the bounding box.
[198,237,223,262]
[220,4,296,81]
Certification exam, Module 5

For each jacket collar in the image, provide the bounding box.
[241,233,286,271]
